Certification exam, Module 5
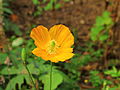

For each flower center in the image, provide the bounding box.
[47,40,59,54]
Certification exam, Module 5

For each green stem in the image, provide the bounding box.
[24,63,36,90]
[50,62,53,90]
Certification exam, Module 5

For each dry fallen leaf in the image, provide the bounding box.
[4,56,10,65]
[10,14,19,22]
[81,63,98,71]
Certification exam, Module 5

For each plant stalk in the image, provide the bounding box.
[24,63,37,90]
[50,62,53,90]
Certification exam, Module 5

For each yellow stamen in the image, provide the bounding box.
[47,40,59,54]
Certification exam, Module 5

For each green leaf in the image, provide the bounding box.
[91,26,104,34]
[3,8,13,14]
[99,34,108,41]
[104,66,120,77]
[95,16,104,26]
[6,75,31,90]
[56,70,73,83]
[118,71,120,75]
[95,11,113,27]
[105,18,113,25]
[0,64,23,75]
[11,24,22,36]
[102,11,113,25]
[32,0,40,5]
[3,3,9,7]
[109,87,118,90]
[0,53,7,64]
[12,37,24,47]
[40,72,63,90]
[111,73,119,77]
[42,0,47,3]
[3,19,22,36]
[90,26,104,41]
[0,63,40,75]
[27,63,40,75]
[113,66,117,73]
[0,87,3,90]
[44,3,53,11]
[64,0,71,2]
[34,10,42,16]
[103,11,110,19]
[55,4,61,9]
[91,35,97,41]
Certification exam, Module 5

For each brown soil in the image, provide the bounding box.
[11,0,106,39]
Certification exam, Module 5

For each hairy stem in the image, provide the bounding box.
[24,63,37,90]
[50,62,53,90]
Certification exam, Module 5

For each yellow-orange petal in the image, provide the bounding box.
[49,47,74,62]
[30,25,51,49]
[50,52,74,62]
[49,24,74,48]
[57,48,73,53]
[32,48,53,61]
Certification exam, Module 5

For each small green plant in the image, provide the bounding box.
[90,11,113,42]
[89,11,114,69]
[32,0,42,16]
[32,0,71,16]
[32,0,40,5]
[43,0,61,11]
[3,18,22,36]
[89,70,103,87]
[102,81,120,90]
[104,66,120,78]
[32,0,61,16]
[2,1,13,15]
[89,70,112,87]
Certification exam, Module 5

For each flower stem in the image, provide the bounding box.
[24,63,36,90]
[50,62,53,90]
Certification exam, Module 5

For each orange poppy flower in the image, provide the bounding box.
[30,24,74,62]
